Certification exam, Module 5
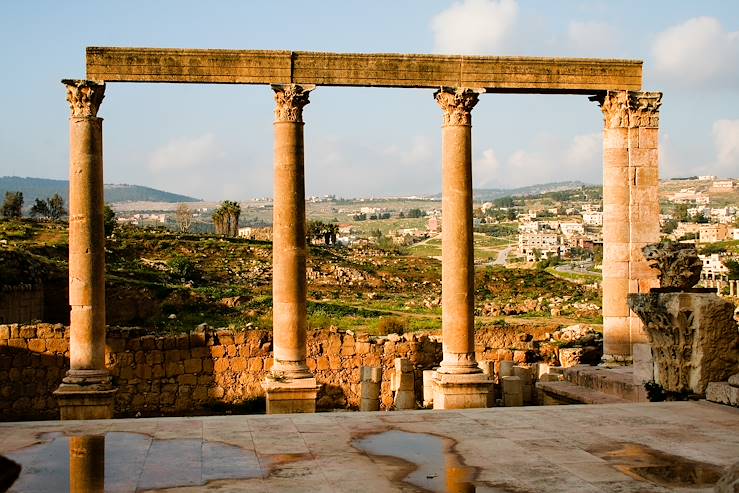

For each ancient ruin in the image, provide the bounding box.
[58,47,660,416]
[628,242,739,395]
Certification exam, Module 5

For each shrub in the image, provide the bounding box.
[167,255,197,280]
[377,317,407,336]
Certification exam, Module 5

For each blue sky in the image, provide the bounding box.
[1,1,737,200]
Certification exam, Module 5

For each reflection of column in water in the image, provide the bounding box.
[69,435,105,493]
[445,453,475,493]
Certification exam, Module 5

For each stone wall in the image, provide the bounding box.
[0,322,557,421]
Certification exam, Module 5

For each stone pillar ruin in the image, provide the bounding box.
[432,87,492,409]
[262,84,319,414]
[595,90,662,364]
[54,80,116,420]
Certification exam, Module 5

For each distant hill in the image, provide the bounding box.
[428,181,591,201]
[0,177,201,206]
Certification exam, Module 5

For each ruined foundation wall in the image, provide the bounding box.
[0,323,551,421]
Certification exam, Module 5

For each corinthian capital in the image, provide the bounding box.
[593,90,662,129]
[629,92,662,128]
[272,84,315,123]
[434,87,484,126]
[63,79,105,118]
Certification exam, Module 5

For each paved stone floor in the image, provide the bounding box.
[2,401,738,492]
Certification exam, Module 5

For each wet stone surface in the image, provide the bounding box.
[0,401,737,492]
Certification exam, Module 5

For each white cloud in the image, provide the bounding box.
[431,0,518,54]
[713,119,739,177]
[565,133,601,166]
[148,133,225,172]
[473,148,500,187]
[652,17,739,89]
[491,132,602,188]
[383,135,434,165]
[567,21,619,56]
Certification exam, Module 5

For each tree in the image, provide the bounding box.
[175,203,193,232]
[407,208,424,218]
[212,201,241,236]
[30,198,51,219]
[674,203,689,222]
[725,260,739,280]
[2,191,23,218]
[47,194,66,220]
[103,204,116,236]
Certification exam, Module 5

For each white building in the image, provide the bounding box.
[559,222,584,237]
[582,212,603,226]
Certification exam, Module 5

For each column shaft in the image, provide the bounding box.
[441,124,476,366]
[272,120,308,375]
[68,117,106,371]
[435,87,483,375]
[597,90,662,362]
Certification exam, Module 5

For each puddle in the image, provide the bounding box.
[6,431,263,492]
[353,430,476,493]
[588,442,724,488]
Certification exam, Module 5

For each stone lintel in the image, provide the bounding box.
[54,386,116,420]
[86,47,642,93]
[262,377,319,414]
[432,372,493,410]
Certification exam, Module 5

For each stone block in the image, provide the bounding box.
[27,339,46,353]
[632,343,654,384]
[423,370,436,408]
[0,326,9,340]
[499,360,514,378]
[638,127,659,149]
[432,372,492,410]
[502,376,523,407]
[230,357,247,372]
[262,377,319,414]
[184,358,202,373]
[706,382,739,407]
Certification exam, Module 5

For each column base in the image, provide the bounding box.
[262,376,319,414]
[432,372,493,410]
[54,384,117,420]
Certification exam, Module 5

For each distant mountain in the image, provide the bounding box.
[429,181,590,201]
[0,177,201,206]
[473,181,591,201]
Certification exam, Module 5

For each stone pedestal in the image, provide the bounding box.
[262,377,319,414]
[595,91,662,363]
[432,372,491,410]
[360,366,382,412]
[502,376,524,407]
[55,80,115,420]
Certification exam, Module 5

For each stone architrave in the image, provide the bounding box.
[594,90,662,364]
[432,87,492,409]
[262,84,319,414]
[54,80,116,420]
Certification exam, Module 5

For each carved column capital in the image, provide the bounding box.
[434,87,484,126]
[272,84,315,123]
[629,92,662,128]
[592,90,662,129]
[63,79,105,118]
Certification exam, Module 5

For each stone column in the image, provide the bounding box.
[432,87,492,409]
[595,90,662,364]
[54,80,116,420]
[262,84,319,414]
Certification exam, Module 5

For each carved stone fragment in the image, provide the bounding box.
[628,292,739,394]
[642,241,703,289]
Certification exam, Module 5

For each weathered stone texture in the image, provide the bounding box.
[628,292,739,394]
[86,47,643,92]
